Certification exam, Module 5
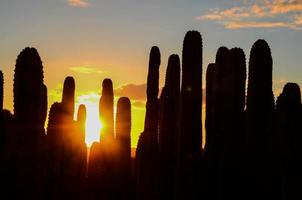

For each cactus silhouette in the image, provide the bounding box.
[77,104,86,143]
[13,47,45,134]
[99,78,114,140]
[178,30,203,199]
[116,97,132,199]
[245,39,275,200]
[0,70,3,111]
[205,63,215,157]
[221,47,246,199]
[158,54,180,199]
[62,76,75,121]
[276,83,302,200]
[135,46,160,200]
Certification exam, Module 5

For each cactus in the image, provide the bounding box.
[116,97,131,199]
[135,46,161,200]
[245,39,274,200]
[144,46,160,133]
[77,104,86,143]
[99,78,114,140]
[180,30,203,154]
[13,47,45,131]
[178,30,203,199]
[62,76,75,121]
[205,63,215,156]
[0,70,3,111]
[158,54,180,199]
[276,83,302,200]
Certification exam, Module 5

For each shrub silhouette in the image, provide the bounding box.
[135,46,160,200]
[245,39,275,200]
[179,30,203,199]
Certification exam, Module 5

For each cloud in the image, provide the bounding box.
[114,83,147,101]
[198,0,302,30]
[67,0,90,8]
[69,66,104,74]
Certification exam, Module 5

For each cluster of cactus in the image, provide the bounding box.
[1,31,302,200]
[88,78,132,200]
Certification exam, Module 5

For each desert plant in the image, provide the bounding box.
[99,78,114,140]
[62,76,75,121]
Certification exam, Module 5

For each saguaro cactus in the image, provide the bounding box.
[205,63,215,156]
[158,54,180,199]
[179,30,203,199]
[135,46,161,200]
[276,83,302,200]
[13,47,45,130]
[62,76,75,121]
[245,39,274,200]
[116,97,131,199]
[99,78,114,140]
[180,30,203,154]
[0,70,3,111]
[77,104,86,143]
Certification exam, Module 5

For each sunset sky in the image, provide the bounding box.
[0,0,302,147]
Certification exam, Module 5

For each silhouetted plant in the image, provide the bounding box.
[62,76,75,121]
[276,83,302,200]
[77,104,86,143]
[179,30,203,199]
[135,46,161,200]
[0,70,3,111]
[14,47,45,130]
[245,39,275,200]
[99,78,114,140]
[116,97,132,199]
[158,54,180,199]
[205,63,215,155]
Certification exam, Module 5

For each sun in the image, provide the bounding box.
[76,94,102,147]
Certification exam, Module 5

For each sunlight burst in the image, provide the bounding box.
[76,94,102,147]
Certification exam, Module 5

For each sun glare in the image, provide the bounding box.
[76,94,102,147]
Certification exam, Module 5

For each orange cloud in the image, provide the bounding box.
[198,0,302,30]
[114,83,147,101]
[69,66,104,74]
[224,21,290,29]
[67,0,90,8]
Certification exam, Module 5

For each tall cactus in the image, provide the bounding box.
[13,47,45,132]
[158,54,180,199]
[180,30,203,154]
[77,104,86,143]
[245,39,274,200]
[62,76,75,121]
[276,83,302,200]
[205,63,215,156]
[179,30,203,199]
[116,97,131,199]
[135,46,161,200]
[0,70,3,111]
[99,78,114,140]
